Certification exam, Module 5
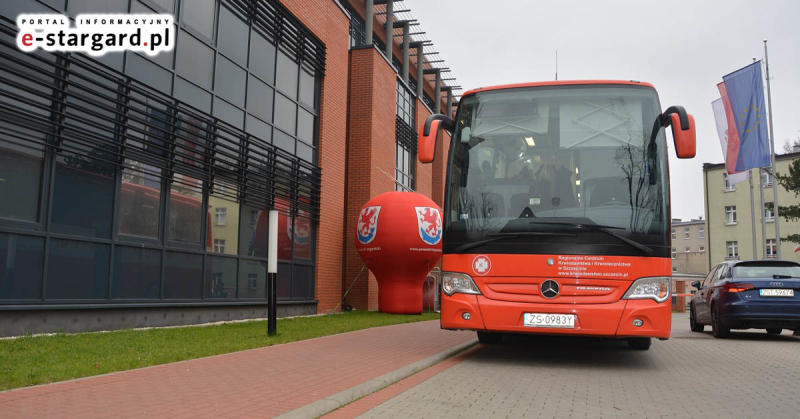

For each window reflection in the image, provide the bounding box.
[119,160,162,239]
[238,260,266,298]
[239,203,268,258]
[206,255,236,298]
[182,0,216,40]
[0,138,44,222]
[112,246,161,299]
[168,174,204,245]
[208,183,239,255]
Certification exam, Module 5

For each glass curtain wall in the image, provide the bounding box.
[0,0,323,306]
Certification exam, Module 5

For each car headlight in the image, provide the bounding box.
[622,276,670,303]
[442,272,481,296]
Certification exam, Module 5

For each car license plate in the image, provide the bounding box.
[760,289,794,297]
[523,313,575,328]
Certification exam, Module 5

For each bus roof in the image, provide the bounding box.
[461,80,656,98]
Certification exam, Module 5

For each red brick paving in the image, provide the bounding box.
[320,344,483,419]
[0,321,474,419]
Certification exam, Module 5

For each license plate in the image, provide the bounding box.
[523,313,575,329]
[760,289,794,297]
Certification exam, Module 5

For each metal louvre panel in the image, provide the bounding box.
[0,17,321,221]
[396,116,417,154]
[245,0,326,76]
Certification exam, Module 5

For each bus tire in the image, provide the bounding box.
[627,338,651,350]
[477,331,503,344]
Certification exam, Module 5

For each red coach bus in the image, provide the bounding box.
[419,81,696,349]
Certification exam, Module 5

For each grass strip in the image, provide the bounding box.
[0,310,439,391]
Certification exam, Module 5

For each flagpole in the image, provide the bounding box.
[750,169,757,259]
[764,39,781,259]
[759,167,766,258]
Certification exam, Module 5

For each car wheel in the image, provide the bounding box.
[766,328,782,335]
[477,331,503,344]
[627,338,651,350]
[711,305,730,339]
[690,306,704,332]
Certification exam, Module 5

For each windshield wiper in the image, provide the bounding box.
[772,275,800,279]
[527,221,654,255]
[453,231,574,253]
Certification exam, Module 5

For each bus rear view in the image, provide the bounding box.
[419,81,696,350]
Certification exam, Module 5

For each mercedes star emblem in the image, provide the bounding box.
[541,279,560,299]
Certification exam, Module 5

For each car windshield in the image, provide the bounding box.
[733,264,800,278]
[444,84,669,255]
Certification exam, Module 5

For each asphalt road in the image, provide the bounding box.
[357,314,800,419]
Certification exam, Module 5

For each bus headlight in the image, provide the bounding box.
[442,272,481,296]
[622,277,670,303]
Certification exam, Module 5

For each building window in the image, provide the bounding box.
[723,173,735,191]
[767,239,777,258]
[726,241,739,260]
[213,238,226,253]
[685,247,690,252]
[344,2,366,49]
[725,206,737,225]
[699,245,705,252]
[395,80,416,191]
[671,229,676,240]
[684,227,690,239]
[671,248,676,259]
[699,226,705,239]
[248,273,258,290]
[215,207,227,225]
[762,169,773,187]
[765,205,774,222]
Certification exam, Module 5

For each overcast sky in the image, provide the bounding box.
[403,0,800,220]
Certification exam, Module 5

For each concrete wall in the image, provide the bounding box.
[1,302,316,337]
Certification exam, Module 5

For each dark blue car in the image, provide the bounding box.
[689,260,800,338]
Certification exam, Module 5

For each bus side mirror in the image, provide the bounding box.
[419,114,453,164]
[664,106,696,159]
[691,281,701,290]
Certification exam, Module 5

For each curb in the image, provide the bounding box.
[274,338,479,419]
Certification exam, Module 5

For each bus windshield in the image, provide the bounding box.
[444,84,670,257]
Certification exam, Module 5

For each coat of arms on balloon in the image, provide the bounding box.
[415,206,442,245]
[357,206,381,244]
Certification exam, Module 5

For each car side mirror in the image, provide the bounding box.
[691,281,701,290]
[418,114,453,164]
[664,106,696,159]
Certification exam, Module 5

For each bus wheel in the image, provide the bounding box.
[477,331,503,344]
[627,338,651,350]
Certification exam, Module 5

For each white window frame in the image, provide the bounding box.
[215,207,227,225]
[684,227,690,239]
[699,245,705,252]
[726,241,739,260]
[766,239,777,258]
[671,229,676,240]
[671,248,676,259]
[684,246,690,253]
[723,173,735,191]
[725,206,737,225]
[762,170,773,187]
[213,238,226,253]
[765,205,774,222]
[699,226,705,239]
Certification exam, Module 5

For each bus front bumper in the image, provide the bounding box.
[441,294,671,339]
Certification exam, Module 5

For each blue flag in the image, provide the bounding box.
[722,61,771,171]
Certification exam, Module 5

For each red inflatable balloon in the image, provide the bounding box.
[355,192,443,314]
